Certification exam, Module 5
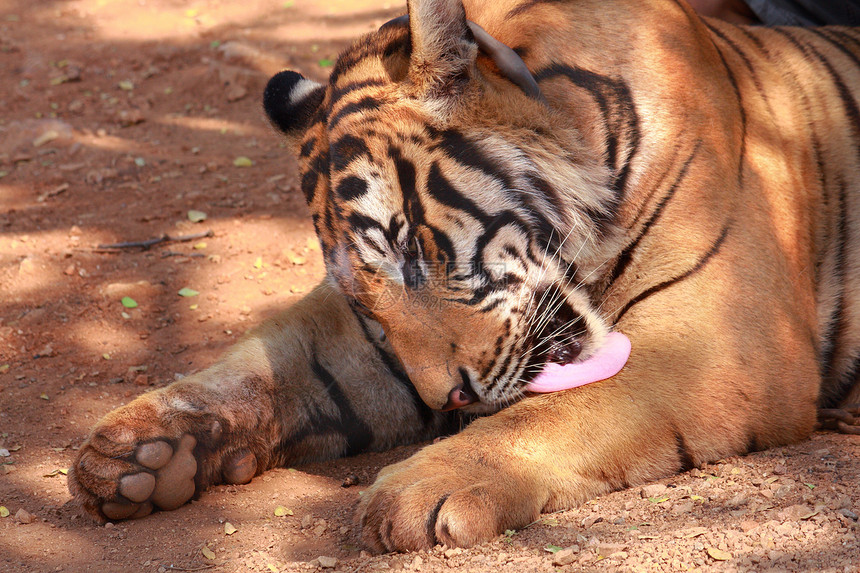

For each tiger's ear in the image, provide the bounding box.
[263,70,325,140]
[406,0,478,99]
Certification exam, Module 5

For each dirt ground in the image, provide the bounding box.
[1,1,859,571]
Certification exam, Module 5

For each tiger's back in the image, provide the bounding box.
[706,22,860,410]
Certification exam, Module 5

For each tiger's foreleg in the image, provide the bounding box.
[68,281,448,521]
[358,339,819,552]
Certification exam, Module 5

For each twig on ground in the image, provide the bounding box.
[94,230,214,251]
[163,563,218,572]
[162,251,206,258]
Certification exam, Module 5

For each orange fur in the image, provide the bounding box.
[70,0,860,552]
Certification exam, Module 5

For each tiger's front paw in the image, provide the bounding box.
[68,395,259,521]
[358,442,544,552]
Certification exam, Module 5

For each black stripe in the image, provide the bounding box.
[301,151,328,203]
[393,148,420,222]
[425,495,450,546]
[329,28,408,85]
[505,0,564,19]
[616,223,731,322]
[810,28,860,74]
[309,353,374,456]
[299,137,316,159]
[427,127,563,256]
[773,29,860,141]
[335,175,368,201]
[274,409,336,457]
[329,95,385,130]
[708,24,777,122]
[473,213,529,271]
[424,163,533,289]
[709,40,746,184]
[733,24,767,54]
[822,28,860,53]
[330,78,387,102]
[819,179,847,379]
[534,63,640,200]
[430,128,514,190]
[346,211,385,234]
[479,297,505,314]
[389,147,456,262]
[350,308,437,426]
[707,24,756,76]
[331,134,371,172]
[425,162,489,218]
[774,29,860,384]
[675,431,695,472]
[487,342,516,386]
[524,173,564,220]
[827,354,860,408]
[746,433,762,454]
[608,143,700,286]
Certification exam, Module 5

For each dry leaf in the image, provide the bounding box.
[201,546,216,560]
[224,522,237,535]
[707,547,732,561]
[188,210,207,223]
[33,130,60,147]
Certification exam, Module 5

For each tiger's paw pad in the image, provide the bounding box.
[222,449,257,485]
[101,434,198,520]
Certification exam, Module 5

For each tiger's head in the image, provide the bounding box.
[264,0,625,412]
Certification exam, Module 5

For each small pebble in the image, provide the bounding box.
[317,556,337,569]
[552,546,580,566]
[641,484,668,498]
[15,509,35,524]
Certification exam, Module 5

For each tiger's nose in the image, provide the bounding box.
[441,383,478,411]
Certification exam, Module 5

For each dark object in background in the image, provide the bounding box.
[689,0,860,26]
[745,0,860,26]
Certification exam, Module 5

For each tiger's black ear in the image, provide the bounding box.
[263,70,325,139]
[406,0,477,99]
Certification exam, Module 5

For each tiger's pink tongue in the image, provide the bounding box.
[525,331,631,393]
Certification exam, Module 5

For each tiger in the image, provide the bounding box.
[68,0,860,552]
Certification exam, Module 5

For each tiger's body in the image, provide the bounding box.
[69,0,860,551]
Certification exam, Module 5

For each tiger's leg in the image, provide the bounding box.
[358,330,819,551]
[68,281,449,521]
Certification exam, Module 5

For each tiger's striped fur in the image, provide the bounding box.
[70,0,860,552]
